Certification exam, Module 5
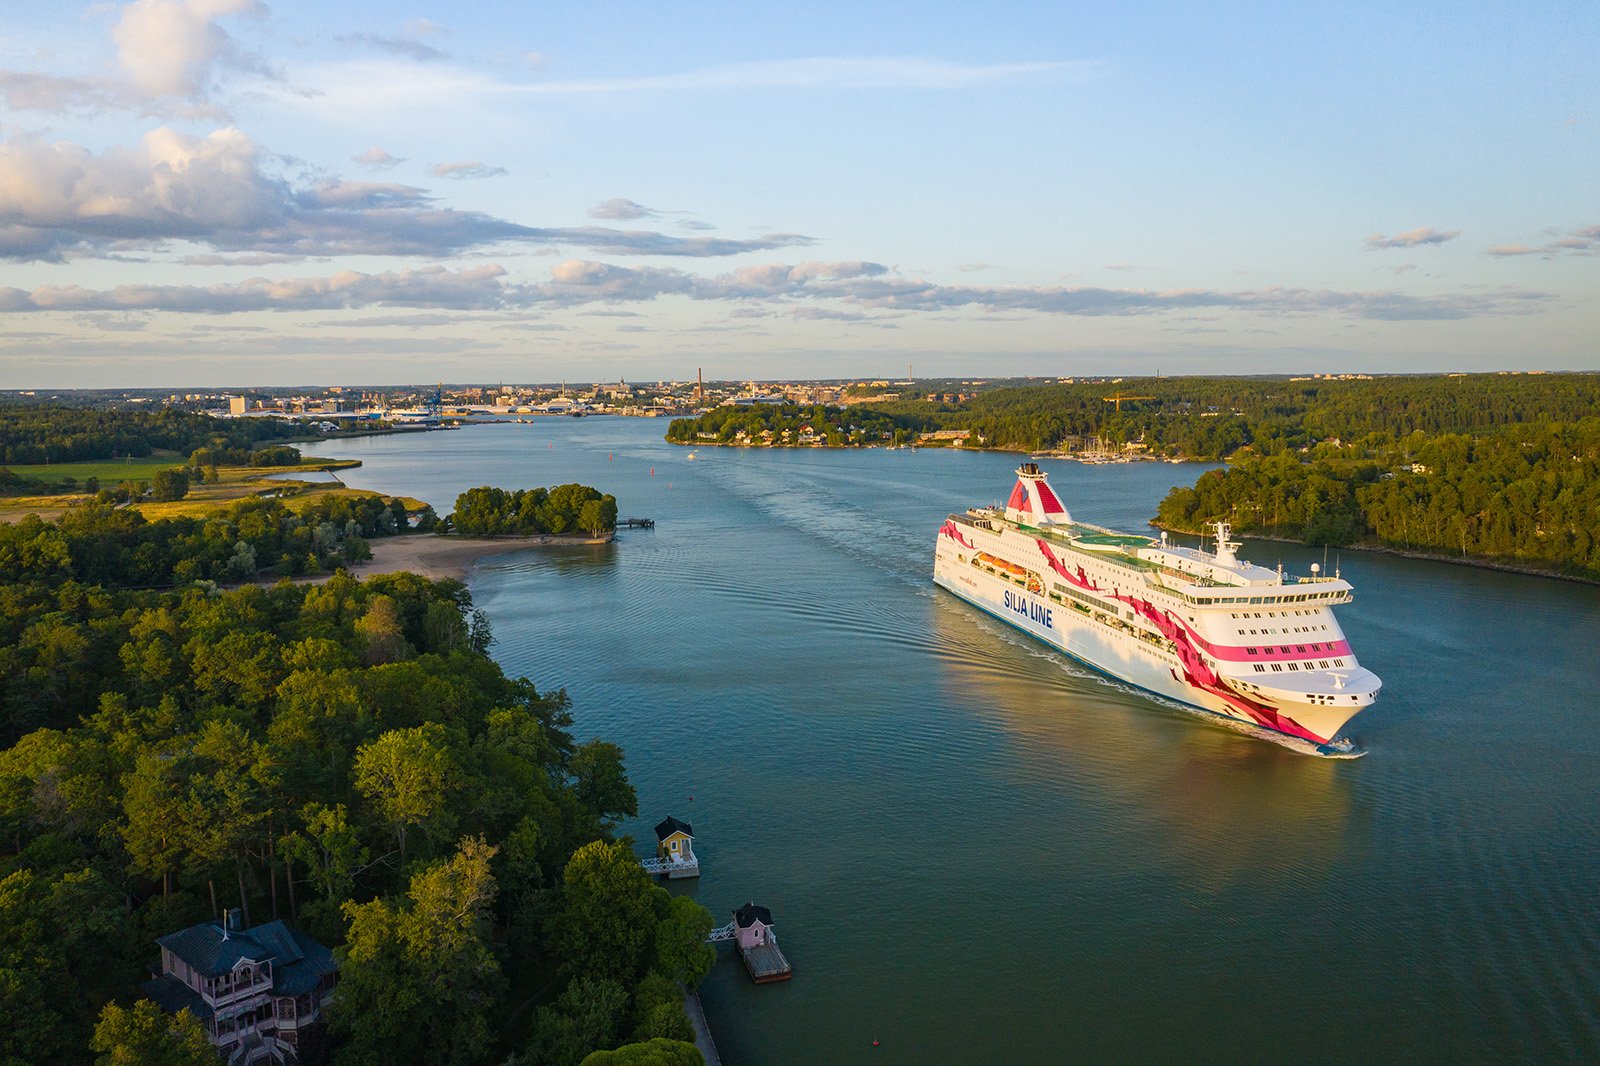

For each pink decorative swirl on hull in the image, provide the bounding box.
[940,520,975,549]
[1035,539,1329,744]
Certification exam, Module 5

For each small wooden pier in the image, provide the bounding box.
[620,517,655,529]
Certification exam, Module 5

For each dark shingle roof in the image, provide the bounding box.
[158,921,273,976]
[142,974,214,1020]
[655,815,693,840]
[268,923,337,996]
[733,902,772,928]
[156,918,335,995]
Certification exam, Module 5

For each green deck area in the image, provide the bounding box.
[1073,530,1153,548]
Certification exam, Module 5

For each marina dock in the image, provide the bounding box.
[739,932,792,983]
[708,902,792,983]
[620,517,655,528]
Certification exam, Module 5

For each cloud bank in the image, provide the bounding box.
[1486,225,1599,258]
[0,259,1546,321]
[0,128,813,261]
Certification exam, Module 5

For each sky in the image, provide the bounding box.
[0,0,1595,387]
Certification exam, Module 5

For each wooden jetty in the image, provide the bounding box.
[718,902,790,983]
[620,517,655,529]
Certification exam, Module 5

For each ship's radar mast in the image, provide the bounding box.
[1211,520,1240,567]
[1005,462,1072,526]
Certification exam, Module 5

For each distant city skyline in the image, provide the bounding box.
[0,0,1595,387]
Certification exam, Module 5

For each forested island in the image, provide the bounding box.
[0,403,689,1064]
[668,375,1600,580]
[448,485,619,538]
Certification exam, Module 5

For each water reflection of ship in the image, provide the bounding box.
[928,598,1357,891]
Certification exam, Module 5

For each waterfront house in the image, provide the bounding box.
[142,909,337,1065]
[733,902,773,949]
[729,902,792,983]
[654,815,699,877]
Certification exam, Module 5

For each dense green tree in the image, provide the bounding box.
[353,724,458,867]
[578,1039,704,1066]
[333,837,503,1066]
[650,895,715,987]
[90,999,215,1066]
[0,401,302,472]
[527,976,631,1066]
[449,484,617,536]
[2,866,139,1062]
[148,469,189,502]
[569,740,637,829]
[552,840,661,984]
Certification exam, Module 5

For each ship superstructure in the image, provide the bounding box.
[933,463,1381,749]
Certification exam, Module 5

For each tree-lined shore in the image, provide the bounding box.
[666,375,1600,579]
[0,403,680,1064]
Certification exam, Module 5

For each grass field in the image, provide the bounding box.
[3,453,184,483]
[0,453,397,524]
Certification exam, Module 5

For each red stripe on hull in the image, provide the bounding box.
[1035,538,1328,745]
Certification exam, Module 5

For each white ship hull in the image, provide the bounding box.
[932,465,1380,750]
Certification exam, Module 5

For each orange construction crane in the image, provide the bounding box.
[1103,393,1156,411]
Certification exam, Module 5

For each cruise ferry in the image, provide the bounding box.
[933,463,1381,750]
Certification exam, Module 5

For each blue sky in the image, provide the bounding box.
[0,0,1594,386]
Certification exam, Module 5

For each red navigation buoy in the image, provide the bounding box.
[872,1040,879,1047]
[650,468,655,476]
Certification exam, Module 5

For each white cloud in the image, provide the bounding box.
[0,70,138,114]
[333,33,447,62]
[0,264,515,313]
[431,160,508,179]
[516,56,1088,94]
[1486,225,1598,258]
[352,146,404,168]
[1365,227,1460,250]
[271,55,1094,114]
[112,0,267,99]
[589,198,656,220]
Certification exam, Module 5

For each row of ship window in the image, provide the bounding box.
[1251,659,1347,673]
[1245,641,1340,655]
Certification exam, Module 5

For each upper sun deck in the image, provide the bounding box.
[952,464,1353,608]
[954,505,1353,608]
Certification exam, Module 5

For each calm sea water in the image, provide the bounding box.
[334,418,1600,1064]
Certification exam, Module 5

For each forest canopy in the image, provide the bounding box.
[0,410,694,1062]
[449,485,618,537]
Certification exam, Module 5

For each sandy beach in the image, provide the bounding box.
[339,532,613,582]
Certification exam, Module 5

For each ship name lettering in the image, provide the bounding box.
[1003,590,1053,629]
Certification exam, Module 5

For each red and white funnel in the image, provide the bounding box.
[1005,462,1072,526]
